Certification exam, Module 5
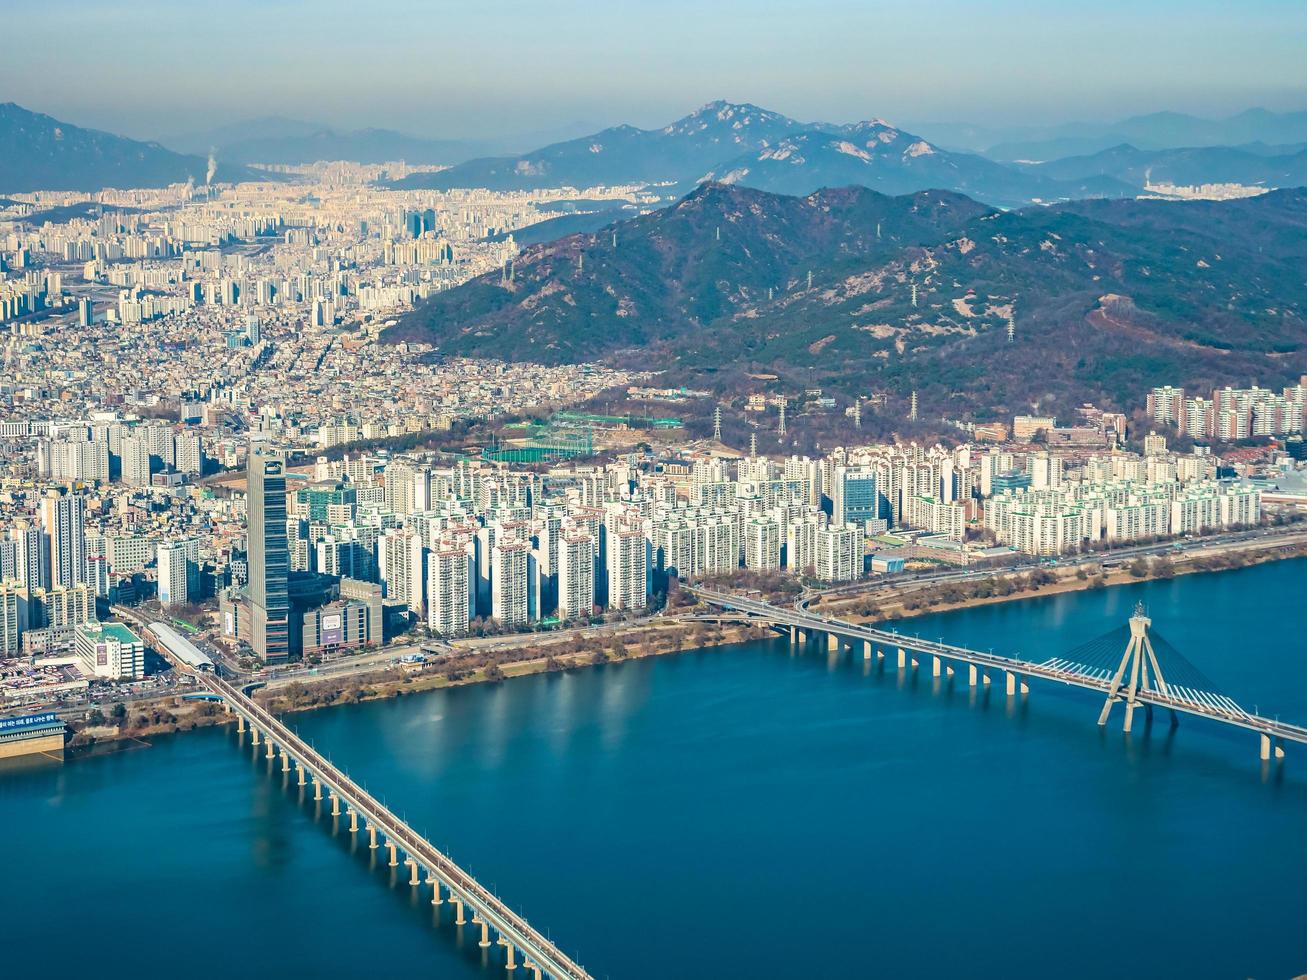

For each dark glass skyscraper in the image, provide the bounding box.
[247,445,290,663]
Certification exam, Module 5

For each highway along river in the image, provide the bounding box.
[3,557,1306,979]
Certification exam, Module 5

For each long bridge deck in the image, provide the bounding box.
[690,587,1307,753]
[202,672,593,980]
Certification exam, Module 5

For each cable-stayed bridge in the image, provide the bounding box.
[690,587,1307,761]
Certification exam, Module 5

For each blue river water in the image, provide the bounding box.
[3,558,1307,979]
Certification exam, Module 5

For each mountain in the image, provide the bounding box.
[385,182,1307,420]
[389,101,814,191]
[697,121,1136,209]
[390,100,1138,208]
[1024,143,1307,191]
[0,103,264,193]
[960,108,1307,162]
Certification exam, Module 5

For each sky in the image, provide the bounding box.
[4,0,1307,142]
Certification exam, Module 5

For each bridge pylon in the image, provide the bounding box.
[1097,602,1175,732]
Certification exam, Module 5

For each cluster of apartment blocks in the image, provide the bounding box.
[1147,382,1307,441]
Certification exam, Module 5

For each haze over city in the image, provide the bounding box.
[3,3,1307,979]
[5,0,1307,139]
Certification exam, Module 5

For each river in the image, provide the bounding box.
[3,558,1306,978]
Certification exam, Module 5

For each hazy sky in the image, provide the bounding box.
[4,0,1307,141]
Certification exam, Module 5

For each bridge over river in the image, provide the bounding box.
[689,586,1307,762]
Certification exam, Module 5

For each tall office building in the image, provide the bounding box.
[831,466,879,529]
[247,446,290,663]
[41,492,87,590]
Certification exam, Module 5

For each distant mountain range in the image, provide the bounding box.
[914,107,1307,162]
[0,103,264,194]
[385,182,1307,419]
[1022,143,1307,191]
[389,101,1145,208]
[167,117,602,168]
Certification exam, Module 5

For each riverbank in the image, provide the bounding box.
[64,617,775,756]
[818,529,1307,624]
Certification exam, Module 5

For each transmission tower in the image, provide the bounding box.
[778,399,786,437]
[853,398,861,430]
[713,405,722,442]
[911,283,918,308]
[909,390,918,422]
[1006,312,1015,342]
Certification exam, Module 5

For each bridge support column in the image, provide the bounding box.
[969,664,977,687]
[408,859,419,886]
[281,749,291,772]
[1005,671,1016,697]
[430,878,443,905]
[387,841,398,867]
[827,632,839,653]
[932,655,941,678]
[505,944,517,970]
[330,792,340,817]
[1261,734,1271,761]
[265,738,274,760]
[1276,739,1286,760]
[237,715,246,733]
[251,727,260,745]
[1020,677,1029,695]
[312,777,323,802]
[478,920,491,948]
[790,625,798,644]
[297,764,306,787]
[946,664,955,678]
[1123,700,1137,733]
[876,647,884,662]
[349,809,358,833]
[454,898,466,925]
[897,648,906,670]
[368,825,378,849]
[863,640,872,661]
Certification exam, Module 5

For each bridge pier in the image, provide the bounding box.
[454,898,466,925]
[478,919,491,948]
[876,647,884,662]
[1005,671,1016,697]
[281,748,291,773]
[387,841,399,867]
[1261,734,1271,761]
[430,878,443,905]
[251,726,261,746]
[827,632,839,653]
[368,824,378,849]
[969,664,977,687]
[1020,677,1029,695]
[790,625,798,644]
[526,961,542,980]
[946,664,955,678]
[237,715,246,733]
[505,943,518,970]
[265,738,275,760]
[932,655,941,678]
[349,809,358,833]
[407,858,419,886]
[863,640,872,661]
[330,792,341,817]
[297,764,306,787]
[312,777,323,802]
[897,648,906,670]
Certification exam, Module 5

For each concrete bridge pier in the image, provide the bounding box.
[969,664,978,687]
[407,858,420,886]
[1260,733,1271,761]
[265,738,275,760]
[875,647,884,662]
[237,715,246,733]
[281,748,291,772]
[297,764,306,787]
[478,918,491,948]
[368,824,378,849]
[827,632,840,653]
[1005,671,1016,697]
[312,777,323,802]
[349,809,359,833]
[946,664,955,678]
[430,878,444,905]
[330,792,341,817]
[505,943,518,970]
[454,898,467,925]
[897,648,906,670]
[251,726,261,746]
[387,841,399,867]
[790,625,798,644]
[1020,676,1030,695]
[1276,739,1286,760]
[525,960,542,980]
[1123,700,1138,733]
[932,655,941,678]
[863,640,872,661]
